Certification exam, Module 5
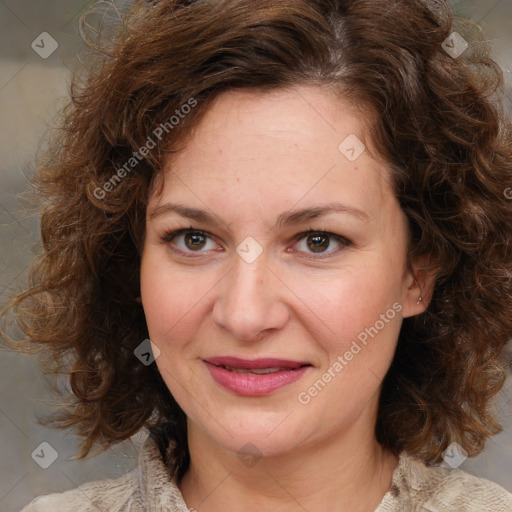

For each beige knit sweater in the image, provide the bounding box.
[21,435,512,512]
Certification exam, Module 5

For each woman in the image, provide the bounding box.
[5,0,512,510]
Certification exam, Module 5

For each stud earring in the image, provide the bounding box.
[416,297,423,305]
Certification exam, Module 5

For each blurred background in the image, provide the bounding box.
[0,0,511,510]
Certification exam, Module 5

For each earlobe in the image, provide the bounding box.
[402,256,437,319]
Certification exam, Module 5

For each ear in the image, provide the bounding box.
[401,255,437,319]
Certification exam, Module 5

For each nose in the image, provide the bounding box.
[211,251,289,343]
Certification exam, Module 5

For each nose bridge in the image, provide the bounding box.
[212,250,287,340]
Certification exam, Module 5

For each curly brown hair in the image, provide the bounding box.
[2,0,512,483]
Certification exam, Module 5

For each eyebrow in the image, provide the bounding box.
[148,201,369,229]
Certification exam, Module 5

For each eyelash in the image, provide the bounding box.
[161,225,352,260]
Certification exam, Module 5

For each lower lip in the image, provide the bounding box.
[204,362,311,396]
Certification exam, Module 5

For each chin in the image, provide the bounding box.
[191,410,312,460]
[220,431,299,460]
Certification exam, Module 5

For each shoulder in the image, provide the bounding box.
[378,452,512,511]
[19,471,140,512]
[20,434,190,512]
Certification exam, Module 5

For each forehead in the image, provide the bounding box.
[149,86,396,224]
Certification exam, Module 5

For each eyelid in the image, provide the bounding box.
[161,227,221,257]
[289,229,351,259]
[161,226,212,243]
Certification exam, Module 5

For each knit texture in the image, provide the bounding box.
[21,435,512,512]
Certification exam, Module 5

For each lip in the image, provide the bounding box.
[203,356,312,396]
[205,356,310,369]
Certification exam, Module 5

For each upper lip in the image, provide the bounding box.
[204,356,311,370]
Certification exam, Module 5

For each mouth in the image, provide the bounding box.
[204,356,312,373]
[210,364,310,375]
[203,356,313,395]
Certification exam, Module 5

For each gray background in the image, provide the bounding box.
[0,1,511,511]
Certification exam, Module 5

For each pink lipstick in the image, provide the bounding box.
[203,356,312,396]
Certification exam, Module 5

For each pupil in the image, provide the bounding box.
[186,232,205,250]
[308,234,328,252]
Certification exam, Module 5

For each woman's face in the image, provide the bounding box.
[141,86,422,458]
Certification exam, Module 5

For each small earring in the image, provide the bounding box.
[416,297,423,305]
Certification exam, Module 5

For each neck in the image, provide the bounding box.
[179,420,398,512]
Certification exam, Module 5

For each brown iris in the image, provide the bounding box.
[307,234,330,253]
[185,232,207,250]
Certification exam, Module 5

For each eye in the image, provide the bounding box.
[162,228,220,257]
[291,230,351,258]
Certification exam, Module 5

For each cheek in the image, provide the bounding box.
[140,252,216,348]
[140,258,204,389]
[287,260,402,350]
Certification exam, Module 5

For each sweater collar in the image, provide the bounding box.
[138,434,190,511]
[137,434,421,510]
